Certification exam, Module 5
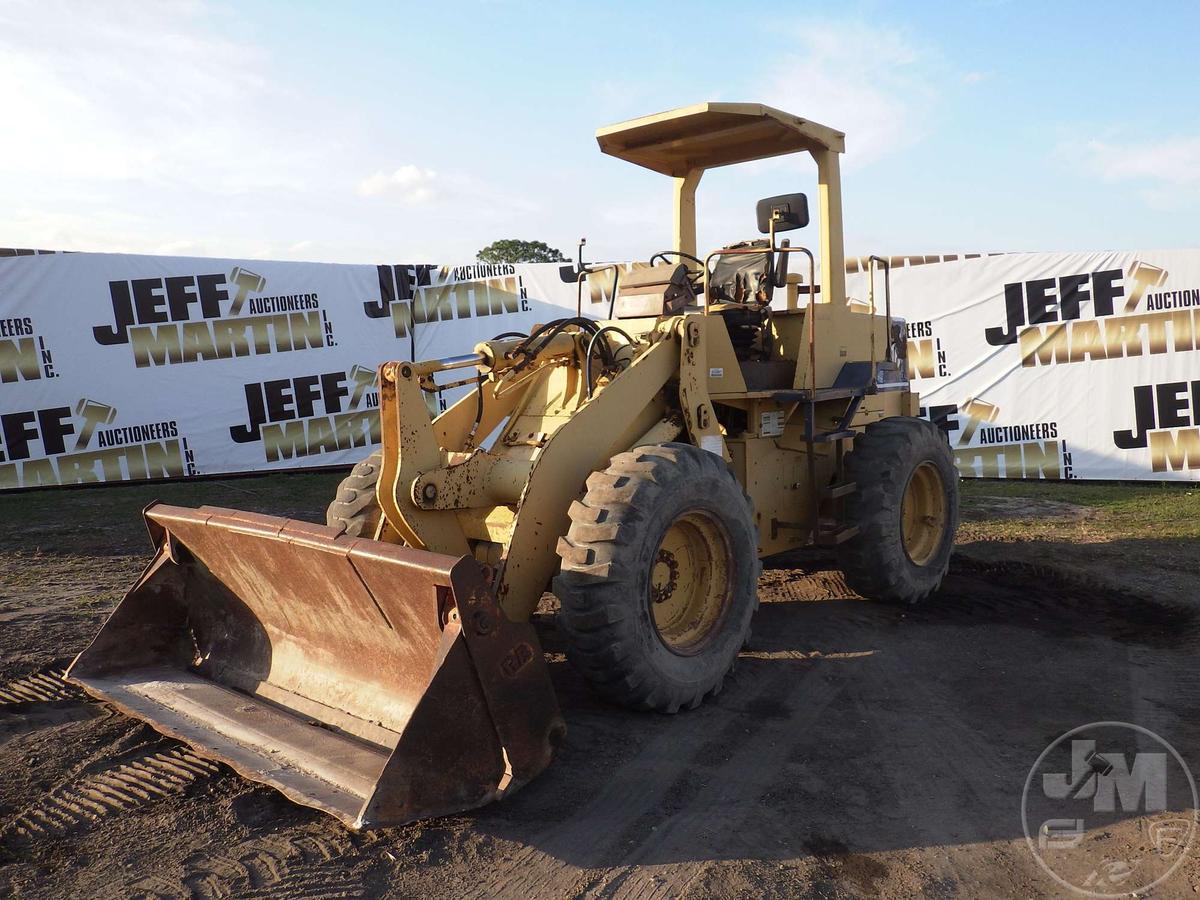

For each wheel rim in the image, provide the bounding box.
[648,509,732,654]
[901,461,948,566]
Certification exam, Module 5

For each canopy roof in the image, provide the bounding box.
[595,102,845,177]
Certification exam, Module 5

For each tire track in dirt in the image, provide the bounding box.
[818,575,1187,895]
[469,570,863,899]
[759,569,857,604]
[0,663,98,748]
[581,671,846,899]
[849,646,1022,849]
[126,832,367,899]
[829,596,1055,897]
[0,666,84,706]
[1,746,219,848]
[468,654,842,900]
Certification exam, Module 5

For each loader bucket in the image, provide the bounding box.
[66,504,564,830]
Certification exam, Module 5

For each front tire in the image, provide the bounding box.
[326,450,383,537]
[837,417,958,604]
[554,443,760,713]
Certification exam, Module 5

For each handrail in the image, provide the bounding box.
[866,255,893,374]
[574,264,622,317]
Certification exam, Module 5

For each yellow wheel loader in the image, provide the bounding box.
[68,103,959,830]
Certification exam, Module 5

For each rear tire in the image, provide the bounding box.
[837,417,958,604]
[554,443,760,713]
[326,450,383,538]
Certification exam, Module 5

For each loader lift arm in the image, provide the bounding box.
[376,323,681,621]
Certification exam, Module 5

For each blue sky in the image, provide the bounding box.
[2,0,1197,263]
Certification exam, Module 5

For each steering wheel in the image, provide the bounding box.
[648,250,704,268]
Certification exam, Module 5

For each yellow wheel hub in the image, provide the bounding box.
[901,461,948,566]
[649,510,732,654]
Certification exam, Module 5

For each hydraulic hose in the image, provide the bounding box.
[585,326,635,399]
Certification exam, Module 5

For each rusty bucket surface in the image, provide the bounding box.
[66,504,563,830]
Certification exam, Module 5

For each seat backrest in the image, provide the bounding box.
[613,263,694,318]
[709,239,789,305]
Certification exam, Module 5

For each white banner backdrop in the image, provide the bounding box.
[0,252,591,489]
[846,250,1200,481]
[1,248,1196,488]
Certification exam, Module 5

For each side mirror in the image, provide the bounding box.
[756,193,809,234]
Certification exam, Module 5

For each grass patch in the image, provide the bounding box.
[955,480,1200,564]
[960,477,1195,508]
[3,469,1196,555]
[959,479,1199,542]
[0,471,345,556]
[955,479,1199,598]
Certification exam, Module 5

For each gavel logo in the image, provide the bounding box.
[1125,261,1168,313]
[958,397,1001,445]
[228,267,267,316]
[349,364,377,409]
[74,398,118,450]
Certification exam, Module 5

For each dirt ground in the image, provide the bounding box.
[1,475,1198,899]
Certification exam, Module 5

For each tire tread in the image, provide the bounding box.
[554,443,761,712]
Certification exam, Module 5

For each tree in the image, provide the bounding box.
[476,239,567,264]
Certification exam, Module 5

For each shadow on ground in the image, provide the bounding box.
[464,553,1200,884]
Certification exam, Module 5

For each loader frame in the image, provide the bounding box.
[67,102,930,830]
[373,103,915,623]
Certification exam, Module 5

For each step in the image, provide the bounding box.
[811,429,857,444]
[822,482,857,500]
[814,525,860,547]
[772,387,866,403]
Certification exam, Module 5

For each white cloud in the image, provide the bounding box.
[0,1,345,194]
[1079,137,1200,187]
[763,21,940,169]
[0,0,542,260]
[0,0,383,258]
[245,240,319,261]
[356,165,438,203]
[153,239,200,256]
[1067,136,1200,210]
